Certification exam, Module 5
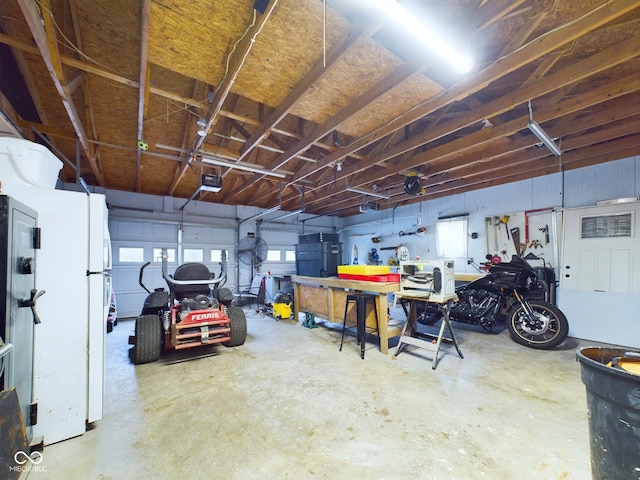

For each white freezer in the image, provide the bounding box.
[1,183,110,444]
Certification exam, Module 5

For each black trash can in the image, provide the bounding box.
[576,347,640,480]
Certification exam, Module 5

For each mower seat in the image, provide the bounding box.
[170,263,212,299]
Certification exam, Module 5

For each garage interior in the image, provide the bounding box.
[0,0,639,479]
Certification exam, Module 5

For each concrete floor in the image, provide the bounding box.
[34,307,594,479]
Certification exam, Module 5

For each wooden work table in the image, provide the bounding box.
[291,275,401,354]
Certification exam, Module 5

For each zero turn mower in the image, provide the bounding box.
[129,248,247,364]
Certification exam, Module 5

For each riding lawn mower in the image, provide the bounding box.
[129,248,247,364]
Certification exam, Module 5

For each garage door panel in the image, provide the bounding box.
[109,218,234,318]
[152,223,179,242]
[113,220,145,239]
[182,225,235,244]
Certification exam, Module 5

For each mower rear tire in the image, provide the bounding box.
[132,314,162,364]
[224,306,247,347]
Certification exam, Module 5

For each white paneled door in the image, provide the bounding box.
[559,202,640,347]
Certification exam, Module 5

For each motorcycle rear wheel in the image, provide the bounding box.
[506,300,569,349]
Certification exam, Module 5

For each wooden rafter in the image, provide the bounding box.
[16,0,103,184]
[167,0,280,194]
[235,18,381,163]
[290,0,640,189]
[135,0,151,192]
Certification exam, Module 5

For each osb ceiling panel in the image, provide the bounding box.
[0,0,639,218]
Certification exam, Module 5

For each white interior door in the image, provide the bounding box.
[559,202,640,347]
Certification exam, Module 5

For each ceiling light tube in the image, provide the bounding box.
[528,119,562,156]
[201,155,289,178]
[271,208,305,221]
[371,0,472,73]
[214,134,317,163]
[346,187,389,200]
[247,205,281,220]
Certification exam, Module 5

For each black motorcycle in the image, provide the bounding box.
[416,255,569,349]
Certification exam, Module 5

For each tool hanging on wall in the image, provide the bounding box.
[371,233,393,243]
[510,227,521,255]
[539,225,550,244]
[399,226,426,236]
[528,239,542,249]
[501,215,511,239]
[492,216,500,250]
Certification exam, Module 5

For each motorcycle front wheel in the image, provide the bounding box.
[506,300,569,349]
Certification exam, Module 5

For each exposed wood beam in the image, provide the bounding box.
[195,2,279,148]
[0,15,49,124]
[136,0,151,192]
[424,118,640,189]
[317,32,640,195]
[224,54,435,202]
[383,74,640,189]
[16,0,103,184]
[474,0,528,31]
[499,12,545,56]
[0,90,25,137]
[168,1,279,193]
[316,128,640,216]
[291,0,640,187]
[68,0,99,165]
[300,65,640,209]
[0,31,362,162]
[422,134,640,200]
[236,18,381,163]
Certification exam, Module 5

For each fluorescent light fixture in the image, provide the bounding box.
[211,133,317,163]
[201,155,289,178]
[271,208,305,221]
[371,0,472,73]
[528,119,562,156]
[346,187,389,200]
[247,205,281,220]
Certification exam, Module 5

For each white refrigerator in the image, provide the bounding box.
[0,182,111,445]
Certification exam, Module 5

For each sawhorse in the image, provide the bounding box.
[393,296,463,370]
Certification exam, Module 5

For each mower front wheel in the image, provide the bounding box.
[132,314,162,364]
[224,306,247,347]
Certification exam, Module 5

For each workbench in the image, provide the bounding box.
[291,275,401,354]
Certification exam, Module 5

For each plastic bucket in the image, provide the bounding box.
[576,347,640,479]
[0,137,62,188]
